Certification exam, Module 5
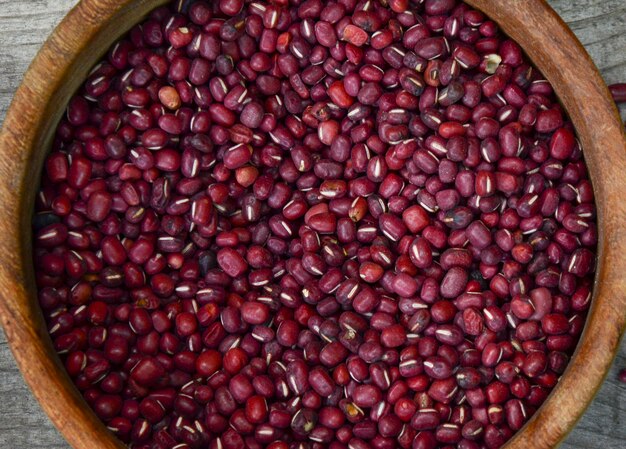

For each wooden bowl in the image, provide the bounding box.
[0,0,625,448]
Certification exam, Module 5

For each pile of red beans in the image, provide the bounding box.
[33,0,597,448]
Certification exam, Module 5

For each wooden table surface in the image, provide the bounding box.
[0,0,625,448]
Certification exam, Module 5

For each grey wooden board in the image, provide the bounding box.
[0,0,625,447]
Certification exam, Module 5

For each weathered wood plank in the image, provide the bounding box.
[0,1,624,448]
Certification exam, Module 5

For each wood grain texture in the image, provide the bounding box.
[0,1,624,448]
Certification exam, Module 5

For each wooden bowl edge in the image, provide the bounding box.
[0,1,166,448]
[466,1,626,447]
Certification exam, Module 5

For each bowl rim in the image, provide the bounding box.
[0,1,625,448]
[466,1,626,447]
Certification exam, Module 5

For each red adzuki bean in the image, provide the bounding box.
[609,83,626,103]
